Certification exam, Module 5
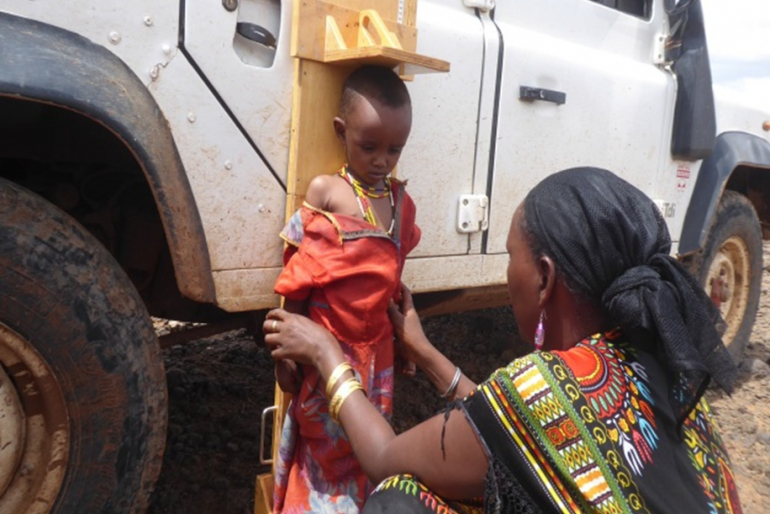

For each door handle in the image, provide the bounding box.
[519,86,566,105]
[236,22,277,48]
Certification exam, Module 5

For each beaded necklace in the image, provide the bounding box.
[339,166,395,234]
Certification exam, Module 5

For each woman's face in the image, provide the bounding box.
[506,205,542,345]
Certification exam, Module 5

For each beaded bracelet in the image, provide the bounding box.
[329,378,364,423]
[325,361,354,398]
[441,366,462,398]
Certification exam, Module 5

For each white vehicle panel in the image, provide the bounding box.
[213,268,281,311]
[184,0,295,180]
[398,1,486,258]
[149,53,286,273]
[402,253,507,293]
[714,91,770,141]
[486,0,674,254]
[0,0,180,87]
[470,11,505,253]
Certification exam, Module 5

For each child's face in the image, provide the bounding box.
[334,96,412,186]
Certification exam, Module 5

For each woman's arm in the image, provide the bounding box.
[388,288,476,400]
[264,310,488,499]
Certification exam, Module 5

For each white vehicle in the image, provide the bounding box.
[0,0,768,512]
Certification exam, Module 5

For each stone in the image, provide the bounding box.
[748,358,770,378]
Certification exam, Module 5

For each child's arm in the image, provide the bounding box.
[274,298,307,394]
[274,172,339,391]
[304,175,334,210]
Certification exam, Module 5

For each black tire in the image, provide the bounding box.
[0,178,167,513]
[683,190,763,362]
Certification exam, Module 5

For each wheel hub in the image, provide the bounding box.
[0,322,69,514]
[706,236,750,349]
[0,365,25,498]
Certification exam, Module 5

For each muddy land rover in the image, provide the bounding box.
[1,0,769,512]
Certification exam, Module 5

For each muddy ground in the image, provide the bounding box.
[147,246,770,514]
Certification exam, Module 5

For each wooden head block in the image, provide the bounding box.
[285,59,354,215]
[292,0,418,62]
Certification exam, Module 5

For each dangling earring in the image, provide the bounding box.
[534,310,546,350]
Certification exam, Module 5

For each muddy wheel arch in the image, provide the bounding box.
[0,11,215,304]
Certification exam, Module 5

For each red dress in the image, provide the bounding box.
[272,178,420,513]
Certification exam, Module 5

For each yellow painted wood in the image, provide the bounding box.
[324,45,449,71]
[254,473,274,514]
[291,0,447,73]
[285,58,352,212]
[260,2,445,512]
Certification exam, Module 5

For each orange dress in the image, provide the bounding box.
[273,178,420,513]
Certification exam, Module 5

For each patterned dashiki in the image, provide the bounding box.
[365,330,742,514]
[272,176,420,514]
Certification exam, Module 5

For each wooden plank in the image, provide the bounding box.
[285,58,353,212]
[402,0,418,27]
[254,473,274,514]
[324,46,449,72]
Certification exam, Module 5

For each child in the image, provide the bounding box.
[271,65,421,513]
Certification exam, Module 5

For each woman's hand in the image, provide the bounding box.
[388,285,433,366]
[263,309,341,367]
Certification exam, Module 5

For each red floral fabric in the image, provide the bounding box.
[272,180,420,513]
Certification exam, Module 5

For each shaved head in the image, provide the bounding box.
[339,65,411,118]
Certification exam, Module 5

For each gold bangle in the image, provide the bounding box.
[325,362,354,398]
[329,378,364,423]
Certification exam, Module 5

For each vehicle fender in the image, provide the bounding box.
[679,131,770,254]
[0,12,215,303]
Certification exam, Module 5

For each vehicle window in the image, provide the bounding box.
[591,0,651,19]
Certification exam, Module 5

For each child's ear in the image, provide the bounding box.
[333,117,346,145]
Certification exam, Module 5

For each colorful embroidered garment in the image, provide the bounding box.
[365,330,742,514]
[272,178,420,514]
[462,329,742,514]
[365,475,484,514]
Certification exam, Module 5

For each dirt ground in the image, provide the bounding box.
[147,246,770,514]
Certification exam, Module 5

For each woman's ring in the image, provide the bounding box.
[271,320,278,333]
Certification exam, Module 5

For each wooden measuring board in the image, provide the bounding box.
[292,0,448,73]
[256,1,448,512]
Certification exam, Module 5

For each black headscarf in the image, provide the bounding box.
[523,167,737,426]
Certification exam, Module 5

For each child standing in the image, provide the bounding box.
[271,66,421,513]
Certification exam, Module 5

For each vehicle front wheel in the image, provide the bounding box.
[0,178,167,513]
[684,190,763,362]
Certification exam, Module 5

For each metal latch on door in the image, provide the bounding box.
[457,194,489,233]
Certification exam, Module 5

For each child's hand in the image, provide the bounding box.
[396,352,417,378]
[388,284,431,366]
[276,359,303,394]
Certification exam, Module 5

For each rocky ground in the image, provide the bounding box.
[147,248,770,514]
[704,242,770,514]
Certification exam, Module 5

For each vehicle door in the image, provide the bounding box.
[485,0,676,254]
